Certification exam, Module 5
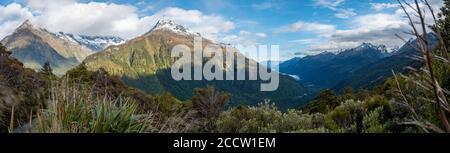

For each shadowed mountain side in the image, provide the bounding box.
[8,38,79,75]
[121,67,309,110]
[334,33,438,91]
[333,54,423,90]
[279,43,389,91]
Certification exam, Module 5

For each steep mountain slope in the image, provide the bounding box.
[278,43,389,91]
[0,20,91,76]
[84,20,308,109]
[0,20,125,76]
[334,33,438,90]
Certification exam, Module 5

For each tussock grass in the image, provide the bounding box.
[32,80,156,133]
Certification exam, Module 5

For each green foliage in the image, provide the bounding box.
[362,107,388,133]
[325,100,364,133]
[215,87,402,133]
[438,0,450,50]
[33,82,155,133]
[64,62,94,83]
[0,47,49,132]
[192,85,230,132]
[216,101,327,133]
[303,90,339,113]
[149,92,186,117]
[39,62,58,80]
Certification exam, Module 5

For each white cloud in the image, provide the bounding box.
[306,13,408,52]
[313,0,356,19]
[302,0,445,54]
[333,8,356,19]
[275,21,336,36]
[255,33,267,38]
[223,31,267,46]
[0,3,33,39]
[239,30,251,35]
[0,0,236,41]
[370,3,398,11]
[31,1,148,39]
[147,7,235,40]
[314,0,345,8]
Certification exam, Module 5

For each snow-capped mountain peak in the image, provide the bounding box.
[150,19,200,36]
[54,32,125,52]
[356,42,388,52]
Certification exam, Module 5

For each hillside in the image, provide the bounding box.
[0,43,49,132]
[84,20,308,109]
[0,20,90,76]
[0,20,125,76]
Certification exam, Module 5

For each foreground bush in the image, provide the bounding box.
[32,81,155,133]
[216,100,326,133]
[216,98,395,133]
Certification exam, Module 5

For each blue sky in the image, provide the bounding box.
[0,0,444,60]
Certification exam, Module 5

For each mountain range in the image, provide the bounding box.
[0,20,124,76]
[279,43,390,92]
[1,19,438,109]
[83,19,308,109]
[334,33,438,90]
[279,34,438,93]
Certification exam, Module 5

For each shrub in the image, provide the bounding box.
[363,107,388,133]
[325,100,364,133]
[192,85,230,132]
[216,100,327,133]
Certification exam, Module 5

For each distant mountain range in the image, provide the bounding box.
[0,20,124,76]
[83,19,308,109]
[334,33,438,90]
[279,43,390,92]
[279,34,438,93]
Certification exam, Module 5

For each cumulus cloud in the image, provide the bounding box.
[370,3,398,11]
[0,3,33,39]
[303,0,444,53]
[306,13,408,52]
[147,7,235,40]
[0,0,235,41]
